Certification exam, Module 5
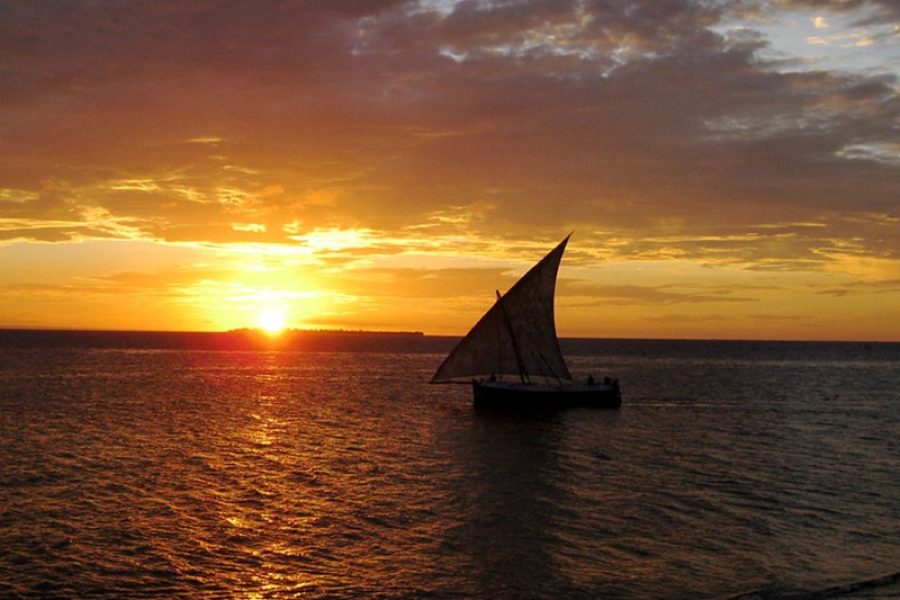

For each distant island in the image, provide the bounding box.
[0,328,437,353]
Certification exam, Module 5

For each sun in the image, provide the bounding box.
[257,307,287,335]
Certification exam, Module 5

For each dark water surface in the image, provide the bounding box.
[1,339,898,598]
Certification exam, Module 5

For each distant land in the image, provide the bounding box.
[0,328,440,353]
[3,328,898,353]
[2,329,898,367]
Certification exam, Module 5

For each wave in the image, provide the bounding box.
[726,570,900,600]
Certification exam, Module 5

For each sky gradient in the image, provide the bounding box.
[1,0,898,340]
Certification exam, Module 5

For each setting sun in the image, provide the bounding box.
[257,308,287,335]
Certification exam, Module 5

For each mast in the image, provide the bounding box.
[496,290,529,384]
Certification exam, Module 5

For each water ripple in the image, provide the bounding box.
[0,346,898,598]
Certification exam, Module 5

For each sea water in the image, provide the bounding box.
[1,339,898,598]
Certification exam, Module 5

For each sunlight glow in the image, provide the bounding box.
[257,307,287,335]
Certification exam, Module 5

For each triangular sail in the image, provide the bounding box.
[431,235,573,383]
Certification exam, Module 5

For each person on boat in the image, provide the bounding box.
[587,374,594,385]
[489,373,496,382]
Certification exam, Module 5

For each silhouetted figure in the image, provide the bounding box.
[587,374,594,385]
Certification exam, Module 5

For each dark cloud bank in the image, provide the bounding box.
[0,0,897,266]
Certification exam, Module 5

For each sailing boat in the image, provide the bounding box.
[431,234,621,409]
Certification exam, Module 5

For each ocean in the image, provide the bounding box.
[1,335,898,598]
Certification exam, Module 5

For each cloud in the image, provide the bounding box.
[561,282,759,306]
[778,0,900,24]
[816,277,900,296]
[645,313,727,324]
[0,0,897,272]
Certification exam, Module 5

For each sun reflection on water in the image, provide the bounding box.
[4,346,898,597]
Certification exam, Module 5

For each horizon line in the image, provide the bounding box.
[0,327,897,344]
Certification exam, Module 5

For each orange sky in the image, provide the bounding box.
[1,1,898,341]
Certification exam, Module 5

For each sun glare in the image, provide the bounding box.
[257,307,287,335]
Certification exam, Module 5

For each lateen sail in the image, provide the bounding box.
[431,235,573,383]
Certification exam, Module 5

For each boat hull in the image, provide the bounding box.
[472,380,621,410]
